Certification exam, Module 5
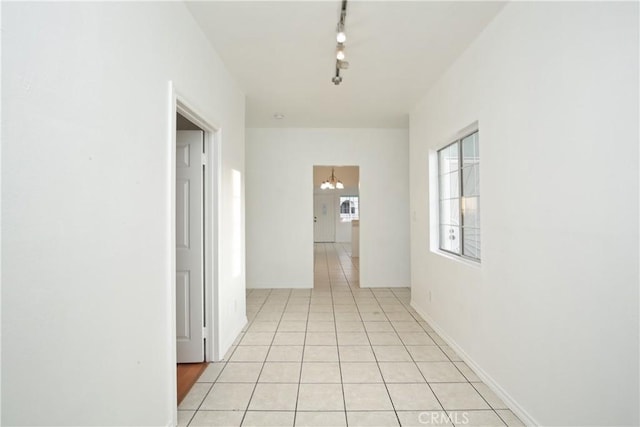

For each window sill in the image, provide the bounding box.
[431,249,481,269]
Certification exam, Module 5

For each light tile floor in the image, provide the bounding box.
[179,243,524,427]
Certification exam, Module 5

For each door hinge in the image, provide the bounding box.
[202,326,208,337]
[201,153,207,166]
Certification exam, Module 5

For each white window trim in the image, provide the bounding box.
[429,121,481,266]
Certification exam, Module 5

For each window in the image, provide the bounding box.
[437,130,480,261]
[339,196,359,221]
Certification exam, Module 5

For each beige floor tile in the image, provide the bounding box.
[367,332,402,345]
[340,362,384,383]
[217,362,263,383]
[297,383,345,410]
[278,321,308,332]
[396,411,453,426]
[338,331,371,345]
[360,312,388,321]
[440,345,462,361]
[177,410,194,427]
[378,362,425,383]
[255,312,283,322]
[248,383,299,411]
[306,321,335,332]
[343,383,393,410]
[372,345,412,361]
[267,345,304,362]
[447,410,506,426]
[454,361,481,382]
[303,345,339,362]
[188,410,244,427]
[386,383,442,410]
[308,312,334,321]
[364,321,394,332]
[240,332,276,346]
[197,362,225,382]
[305,332,337,345]
[281,312,308,321]
[346,411,399,426]
[356,304,383,313]
[431,383,491,410]
[178,383,211,410]
[473,383,508,409]
[294,411,346,427]
[334,312,361,321]
[230,346,270,362]
[428,332,447,345]
[333,305,358,313]
[496,409,525,426]
[417,362,467,383]
[242,411,295,427]
[259,362,301,383]
[335,321,365,332]
[272,332,306,346]
[397,331,437,346]
[406,345,449,361]
[391,321,423,332]
[199,383,255,410]
[338,345,376,362]
[385,311,415,321]
[248,321,279,332]
[301,362,341,383]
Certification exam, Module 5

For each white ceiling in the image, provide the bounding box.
[186,1,505,128]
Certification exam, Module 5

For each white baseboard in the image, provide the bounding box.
[410,300,539,427]
[216,316,247,361]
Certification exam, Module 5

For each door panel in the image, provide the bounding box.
[314,194,335,242]
[176,130,205,363]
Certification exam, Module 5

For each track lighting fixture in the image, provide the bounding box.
[332,0,348,85]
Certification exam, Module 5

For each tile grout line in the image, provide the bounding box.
[328,243,350,426]
[239,288,292,426]
[185,288,272,427]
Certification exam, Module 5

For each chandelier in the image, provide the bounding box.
[320,168,344,190]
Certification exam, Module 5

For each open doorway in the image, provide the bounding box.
[172,101,220,415]
[313,166,360,289]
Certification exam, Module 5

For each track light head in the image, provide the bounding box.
[332,75,342,85]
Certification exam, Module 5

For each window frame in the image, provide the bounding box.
[339,195,359,222]
[437,129,480,262]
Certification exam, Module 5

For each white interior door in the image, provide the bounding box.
[176,130,205,363]
[314,194,336,242]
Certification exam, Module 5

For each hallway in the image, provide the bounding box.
[177,244,524,426]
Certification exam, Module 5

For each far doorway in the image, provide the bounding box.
[313,166,360,289]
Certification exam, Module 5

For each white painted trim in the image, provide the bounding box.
[175,99,221,363]
[410,300,539,427]
[166,81,178,427]
[168,81,223,424]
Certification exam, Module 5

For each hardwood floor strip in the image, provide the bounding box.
[177,362,209,405]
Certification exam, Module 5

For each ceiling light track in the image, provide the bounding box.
[332,0,348,85]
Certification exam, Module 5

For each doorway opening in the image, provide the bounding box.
[312,166,360,290]
[170,87,220,422]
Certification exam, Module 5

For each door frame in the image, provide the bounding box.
[168,81,220,419]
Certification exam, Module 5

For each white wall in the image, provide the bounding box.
[246,128,409,289]
[2,2,246,426]
[410,2,638,426]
